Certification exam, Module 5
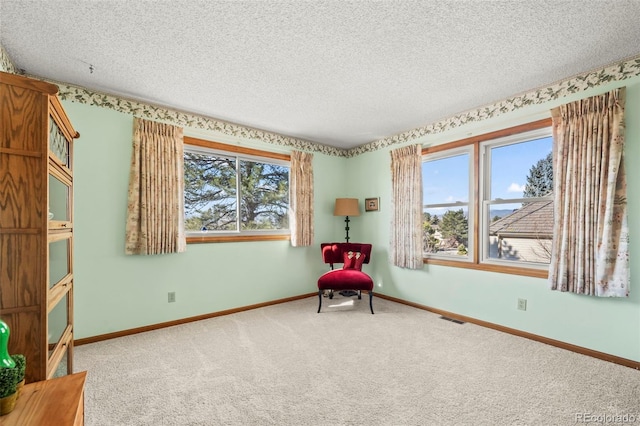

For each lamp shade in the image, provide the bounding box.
[334,198,360,217]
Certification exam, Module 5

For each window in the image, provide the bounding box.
[423,147,473,260]
[184,137,290,243]
[480,129,553,267]
[422,119,552,277]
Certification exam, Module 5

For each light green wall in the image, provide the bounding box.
[65,102,349,339]
[348,78,640,362]
[65,76,639,362]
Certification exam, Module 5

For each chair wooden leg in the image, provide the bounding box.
[369,291,374,314]
[317,290,323,313]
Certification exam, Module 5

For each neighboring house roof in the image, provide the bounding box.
[489,200,553,238]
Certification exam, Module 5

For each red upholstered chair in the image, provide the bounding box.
[317,242,374,314]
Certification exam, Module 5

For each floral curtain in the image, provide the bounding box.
[290,151,314,247]
[125,117,186,255]
[390,144,423,269]
[549,88,629,297]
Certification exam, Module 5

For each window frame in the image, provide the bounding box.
[184,136,291,244]
[479,127,554,269]
[422,118,552,278]
[422,145,475,263]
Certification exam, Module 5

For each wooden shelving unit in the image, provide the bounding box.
[0,71,79,383]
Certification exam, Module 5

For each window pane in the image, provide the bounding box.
[486,200,552,265]
[423,153,470,204]
[184,151,237,231]
[489,136,553,200]
[239,160,289,230]
[49,120,70,167]
[48,292,68,358]
[484,134,553,266]
[49,238,70,288]
[49,174,70,221]
[423,206,470,257]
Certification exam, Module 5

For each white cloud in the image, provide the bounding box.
[508,182,525,193]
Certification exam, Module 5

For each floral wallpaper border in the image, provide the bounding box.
[347,55,640,157]
[0,44,18,74]
[2,40,639,158]
[54,83,345,157]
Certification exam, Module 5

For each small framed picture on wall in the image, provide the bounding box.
[365,197,380,212]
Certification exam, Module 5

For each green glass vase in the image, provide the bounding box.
[0,320,15,369]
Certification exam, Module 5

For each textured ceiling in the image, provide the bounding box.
[2,1,640,149]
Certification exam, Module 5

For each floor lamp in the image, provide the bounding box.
[333,198,361,296]
[333,198,360,243]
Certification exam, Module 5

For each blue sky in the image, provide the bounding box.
[423,136,553,206]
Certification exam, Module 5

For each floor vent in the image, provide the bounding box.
[440,316,465,325]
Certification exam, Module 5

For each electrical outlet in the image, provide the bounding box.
[168,292,176,303]
[517,298,527,311]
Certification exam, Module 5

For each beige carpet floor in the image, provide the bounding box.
[75,295,640,425]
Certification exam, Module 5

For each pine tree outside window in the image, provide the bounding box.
[183,137,290,243]
[480,128,553,268]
